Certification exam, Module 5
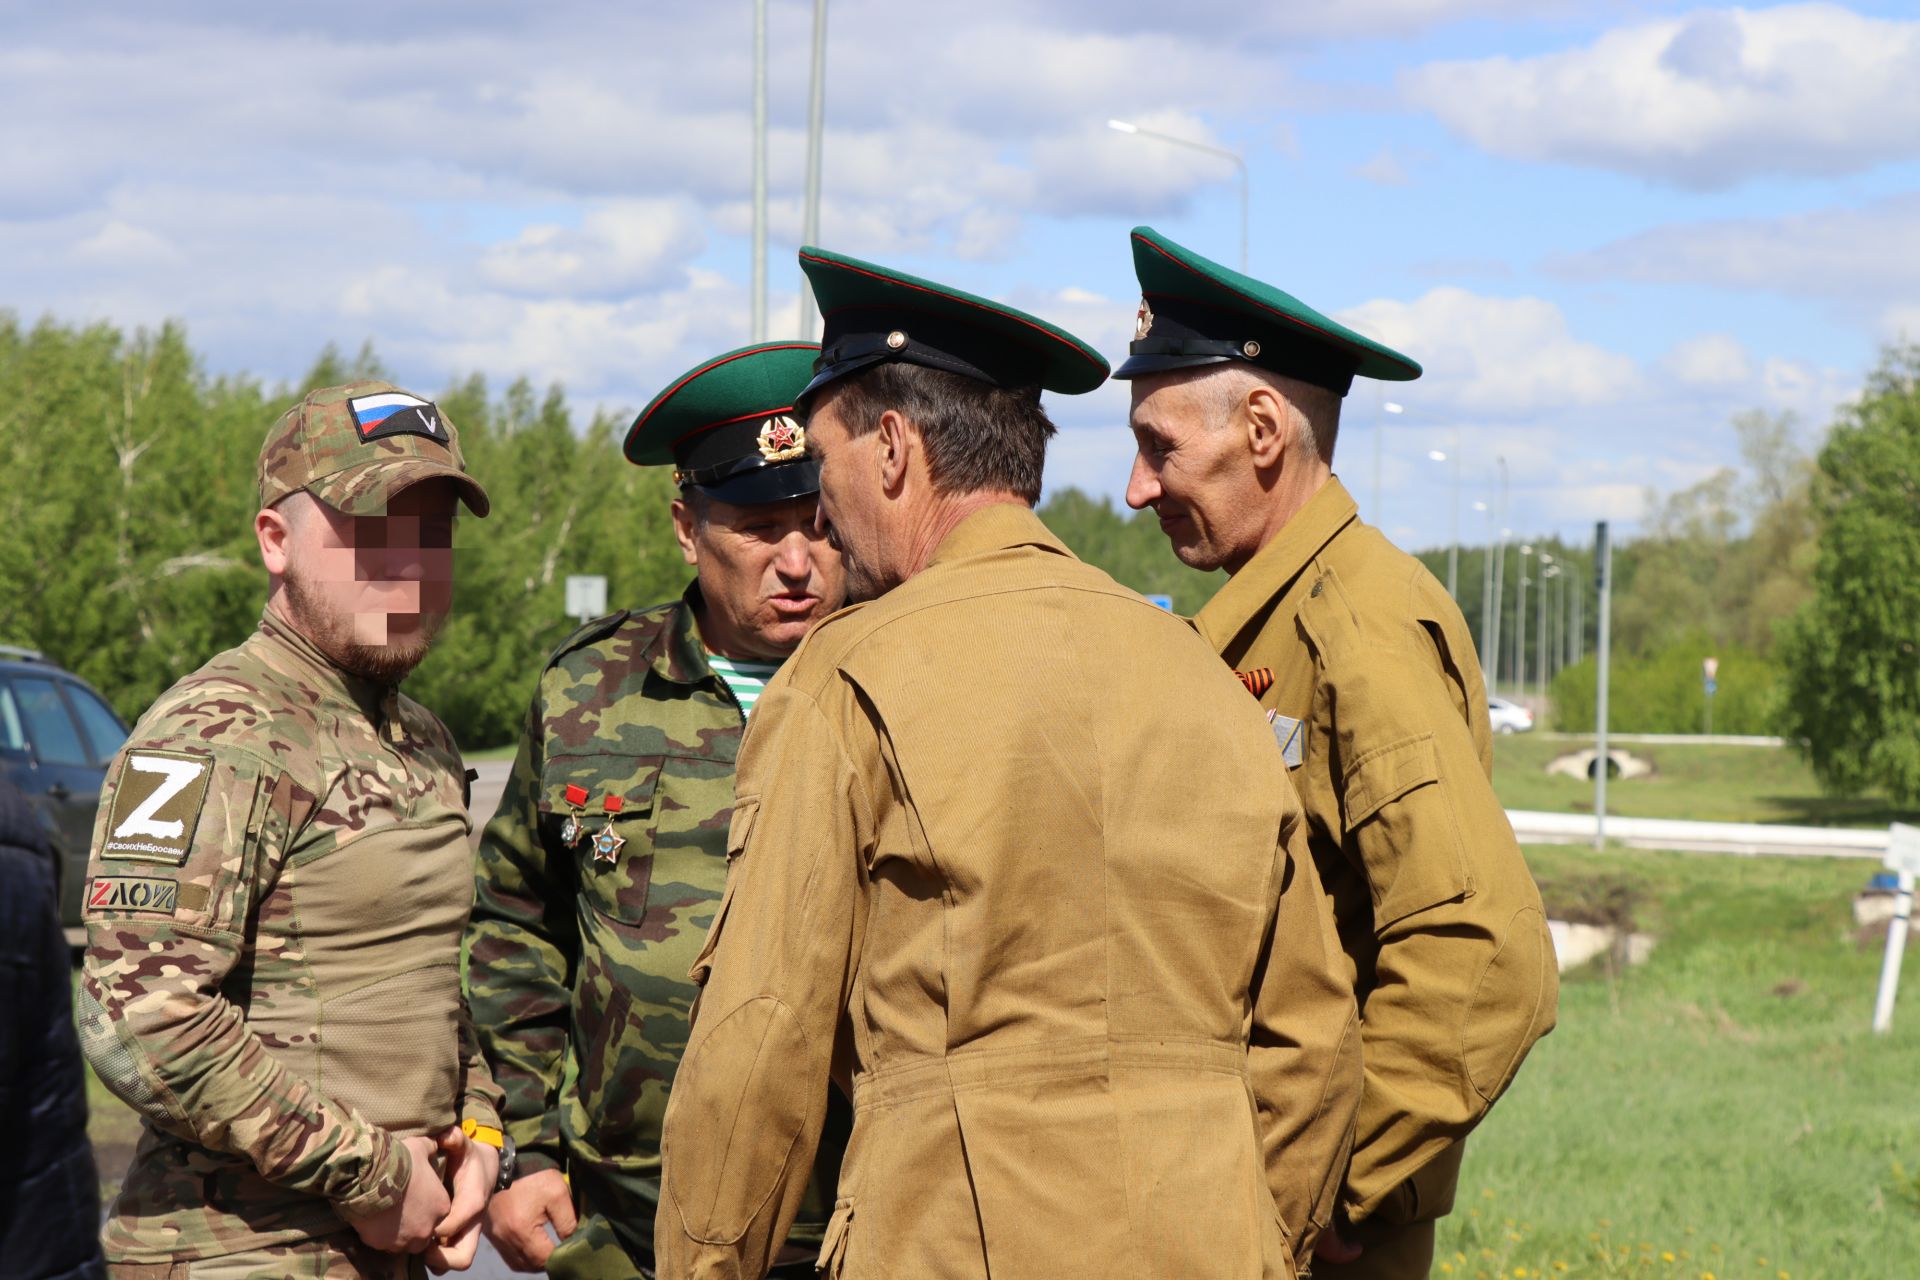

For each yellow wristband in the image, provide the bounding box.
[461,1118,505,1149]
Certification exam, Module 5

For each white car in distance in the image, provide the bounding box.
[1488,696,1535,735]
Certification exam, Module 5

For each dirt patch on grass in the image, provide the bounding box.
[1537,871,1644,933]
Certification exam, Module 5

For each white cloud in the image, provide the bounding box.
[477,201,705,298]
[1662,333,1751,387]
[1336,287,1644,413]
[1352,147,1413,187]
[1555,194,1920,309]
[1403,4,1920,188]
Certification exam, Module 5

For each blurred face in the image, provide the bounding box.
[803,389,895,602]
[1125,370,1266,573]
[673,492,845,662]
[270,480,459,682]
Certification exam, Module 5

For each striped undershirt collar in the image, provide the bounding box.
[706,652,782,717]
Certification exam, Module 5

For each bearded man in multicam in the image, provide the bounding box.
[79,382,505,1279]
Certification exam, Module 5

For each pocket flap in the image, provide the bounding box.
[538,753,664,816]
[817,1197,855,1279]
[1343,734,1438,828]
[726,795,761,863]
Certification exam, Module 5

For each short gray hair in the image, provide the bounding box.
[1211,365,1342,462]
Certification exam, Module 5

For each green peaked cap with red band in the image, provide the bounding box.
[1113,226,1420,396]
[625,341,823,506]
[798,245,1110,401]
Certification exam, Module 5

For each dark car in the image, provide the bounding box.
[0,645,129,936]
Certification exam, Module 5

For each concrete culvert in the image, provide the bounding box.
[1545,748,1653,781]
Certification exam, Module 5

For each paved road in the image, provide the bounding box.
[1506,808,1887,858]
[467,759,514,844]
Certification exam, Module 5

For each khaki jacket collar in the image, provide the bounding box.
[1193,475,1358,653]
[926,502,1073,571]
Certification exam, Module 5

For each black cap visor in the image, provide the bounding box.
[1113,296,1361,394]
[684,457,821,506]
[801,308,1049,405]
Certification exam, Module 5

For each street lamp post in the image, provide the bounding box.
[1539,560,1557,707]
[795,0,829,335]
[750,0,768,342]
[1427,443,1462,599]
[1474,500,1493,666]
[1487,458,1508,694]
[1108,119,1248,272]
[1376,400,1403,523]
[1516,544,1533,700]
[1571,562,1584,665]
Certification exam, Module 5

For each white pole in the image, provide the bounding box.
[1516,547,1531,698]
[796,0,828,335]
[1447,441,1461,598]
[751,0,768,342]
[1874,871,1914,1034]
[1876,825,1920,1033]
[1593,522,1612,850]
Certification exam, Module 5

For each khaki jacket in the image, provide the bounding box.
[1193,477,1557,1229]
[656,505,1361,1280]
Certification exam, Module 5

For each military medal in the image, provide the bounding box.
[560,784,589,848]
[590,795,626,866]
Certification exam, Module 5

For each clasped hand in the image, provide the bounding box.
[350,1126,499,1272]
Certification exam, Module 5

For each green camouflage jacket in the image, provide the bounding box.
[465,589,847,1271]
[78,608,503,1262]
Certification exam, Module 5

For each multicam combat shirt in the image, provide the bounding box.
[465,589,845,1274]
[78,608,503,1262]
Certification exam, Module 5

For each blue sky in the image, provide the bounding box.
[5,1,1916,551]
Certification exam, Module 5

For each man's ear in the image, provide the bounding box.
[669,496,701,568]
[876,409,912,494]
[1244,384,1291,469]
[256,506,292,576]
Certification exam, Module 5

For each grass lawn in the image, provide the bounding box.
[1491,736,1920,830]
[81,841,1920,1279]
[1440,843,1920,1279]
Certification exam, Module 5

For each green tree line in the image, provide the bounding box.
[8,314,1914,801]
[0,314,1213,750]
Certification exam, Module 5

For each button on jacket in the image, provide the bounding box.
[656,505,1362,1280]
[1192,477,1557,1230]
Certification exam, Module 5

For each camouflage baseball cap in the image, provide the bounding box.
[258,379,490,518]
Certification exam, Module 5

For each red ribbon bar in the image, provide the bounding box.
[603,795,625,814]
[564,784,589,806]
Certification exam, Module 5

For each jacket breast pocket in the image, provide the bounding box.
[540,753,664,926]
[1341,732,1474,929]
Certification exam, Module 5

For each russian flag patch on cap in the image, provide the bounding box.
[348,391,444,443]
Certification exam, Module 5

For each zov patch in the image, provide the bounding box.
[102,749,212,865]
[348,391,446,444]
[87,876,180,915]
[1268,711,1307,769]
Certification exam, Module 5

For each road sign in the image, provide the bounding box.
[1144,593,1174,611]
[1703,656,1719,682]
[1704,679,1717,696]
[565,575,607,623]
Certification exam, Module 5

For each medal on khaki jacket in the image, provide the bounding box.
[560,784,589,848]
[591,795,627,865]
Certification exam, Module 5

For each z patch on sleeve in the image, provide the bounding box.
[87,876,180,915]
[102,749,214,865]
